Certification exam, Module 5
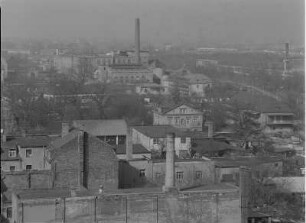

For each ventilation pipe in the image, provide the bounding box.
[163,133,175,192]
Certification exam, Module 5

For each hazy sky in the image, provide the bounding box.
[1,0,304,46]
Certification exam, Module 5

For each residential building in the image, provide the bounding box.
[232,93,295,135]
[1,136,52,172]
[153,103,204,131]
[185,73,213,97]
[47,130,119,190]
[132,125,191,157]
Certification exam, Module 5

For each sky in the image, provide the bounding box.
[1,0,305,47]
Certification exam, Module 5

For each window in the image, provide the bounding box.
[26,149,32,157]
[153,138,159,145]
[9,166,16,171]
[155,172,162,180]
[26,165,32,170]
[179,108,187,114]
[274,163,279,167]
[195,171,202,180]
[139,169,145,178]
[176,172,184,182]
[8,149,16,158]
[181,137,186,144]
[6,207,12,219]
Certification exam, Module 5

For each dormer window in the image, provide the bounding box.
[8,149,17,158]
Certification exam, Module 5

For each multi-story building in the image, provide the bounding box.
[186,73,212,97]
[1,136,52,172]
[153,103,204,131]
[107,65,154,84]
[195,59,218,68]
[132,125,191,157]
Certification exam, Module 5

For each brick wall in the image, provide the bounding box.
[13,190,241,223]
[2,170,52,191]
[51,133,119,191]
[119,160,215,189]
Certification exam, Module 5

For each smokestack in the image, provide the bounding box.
[126,127,133,160]
[240,167,251,223]
[78,131,89,189]
[61,122,70,138]
[204,121,214,138]
[285,43,289,59]
[135,18,140,65]
[163,133,175,192]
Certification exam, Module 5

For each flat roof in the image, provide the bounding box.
[212,156,282,168]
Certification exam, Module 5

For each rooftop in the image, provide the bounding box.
[212,156,282,168]
[1,136,52,148]
[72,119,128,136]
[132,125,188,138]
[191,139,238,153]
[115,144,151,155]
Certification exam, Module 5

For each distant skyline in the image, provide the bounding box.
[1,0,305,47]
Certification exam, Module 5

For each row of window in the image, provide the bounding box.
[9,164,32,171]
[8,148,32,158]
[153,137,186,144]
[139,170,203,181]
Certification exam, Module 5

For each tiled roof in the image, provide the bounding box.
[132,125,188,138]
[212,156,282,168]
[115,144,151,155]
[1,136,52,148]
[191,139,237,153]
[160,103,202,114]
[49,130,79,149]
[72,119,127,136]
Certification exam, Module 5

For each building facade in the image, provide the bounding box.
[1,136,52,172]
[153,104,204,131]
[258,112,294,134]
[47,130,119,190]
[132,125,191,157]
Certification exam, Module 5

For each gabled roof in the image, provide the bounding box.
[115,144,151,155]
[132,125,188,138]
[1,136,51,148]
[160,103,202,115]
[72,119,127,136]
[48,130,115,154]
[49,130,80,149]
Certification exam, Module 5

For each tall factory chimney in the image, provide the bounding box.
[135,18,141,65]
[285,42,289,59]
